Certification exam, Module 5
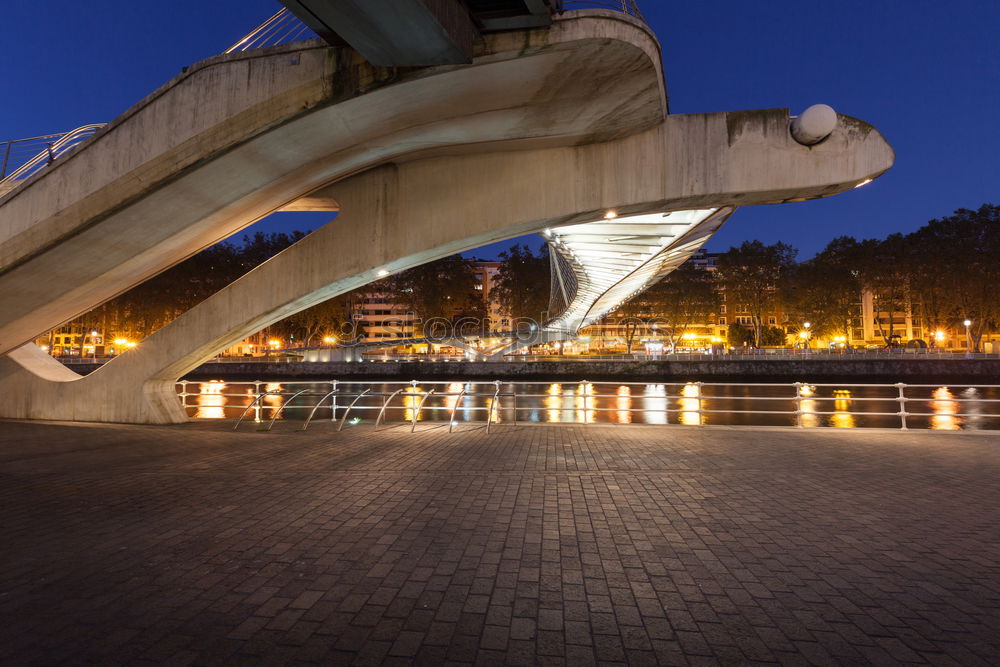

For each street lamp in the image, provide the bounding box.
[964,319,972,355]
[324,336,337,345]
[934,330,946,349]
[90,330,99,361]
[801,322,811,350]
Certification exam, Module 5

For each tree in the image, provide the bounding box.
[493,243,551,324]
[854,234,912,346]
[716,241,797,347]
[908,204,1000,350]
[612,299,650,354]
[51,231,307,345]
[283,289,368,346]
[390,255,484,347]
[785,236,862,341]
[727,322,753,347]
[645,262,719,351]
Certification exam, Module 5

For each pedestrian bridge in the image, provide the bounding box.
[0,4,893,423]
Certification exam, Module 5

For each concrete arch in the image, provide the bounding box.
[0,108,892,423]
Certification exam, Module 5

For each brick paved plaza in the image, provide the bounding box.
[1,420,998,665]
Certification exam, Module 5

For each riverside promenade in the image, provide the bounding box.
[2,421,998,664]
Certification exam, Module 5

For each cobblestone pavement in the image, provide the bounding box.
[1,420,999,665]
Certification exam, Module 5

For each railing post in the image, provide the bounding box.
[1,140,11,179]
[253,381,262,422]
[794,382,803,428]
[897,382,908,430]
[696,381,704,425]
[330,380,338,422]
[512,387,518,426]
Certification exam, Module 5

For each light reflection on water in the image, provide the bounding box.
[184,380,998,430]
[616,385,632,424]
[642,384,667,425]
[193,380,226,419]
[798,384,818,428]
[679,382,702,426]
[831,389,855,428]
[403,384,422,423]
[931,386,960,430]
[575,382,595,424]
[546,383,562,423]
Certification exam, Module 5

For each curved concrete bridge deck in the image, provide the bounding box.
[0,11,893,423]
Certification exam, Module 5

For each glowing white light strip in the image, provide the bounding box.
[544,208,735,333]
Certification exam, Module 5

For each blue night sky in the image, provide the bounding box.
[3,1,997,261]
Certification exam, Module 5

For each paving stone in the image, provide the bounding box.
[1,420,998,664]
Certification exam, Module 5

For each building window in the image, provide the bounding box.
[719,317,726,325]
[719,305,726,314]
[768,317,776,325]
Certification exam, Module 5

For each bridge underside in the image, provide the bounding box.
[0,11,893,424]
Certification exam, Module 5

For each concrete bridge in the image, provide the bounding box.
[0,5,893,423]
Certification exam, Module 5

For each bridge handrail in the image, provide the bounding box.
[233,389,284,430]
[561,1,645,21]
[225,8,315,54]
[0,124,105,185]
[337,388,371,431]
[374,387,410,431]
[263,389,308,431]
[301,384,340,431]
[411,390,436,432]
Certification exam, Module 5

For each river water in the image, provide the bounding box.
[179,381,1000,431]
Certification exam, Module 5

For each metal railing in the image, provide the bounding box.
[225,8,316,54]
[561,0,645,21]
[176,379,1000,432]
[0,125,105,185]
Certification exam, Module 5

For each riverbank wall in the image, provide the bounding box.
[178,358,1000,384]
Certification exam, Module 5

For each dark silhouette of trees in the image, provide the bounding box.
[389,254,484,341]
[786,236,863,339]
[716,240,797,347]
[905,204,1000,350]
[493,243,551,323]
[645,263,720,351]
[55,231,307,348]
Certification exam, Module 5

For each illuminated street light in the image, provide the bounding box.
[324,336,337,345]
[964,319,973,355]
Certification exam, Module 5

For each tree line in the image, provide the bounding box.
[494,205,1000,351]
[55,204,998,351]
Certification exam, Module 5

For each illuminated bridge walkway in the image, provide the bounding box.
[0,2,892,423]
